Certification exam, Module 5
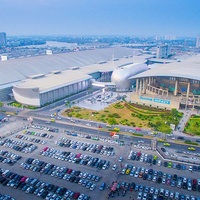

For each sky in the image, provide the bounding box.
[0,0,200,37]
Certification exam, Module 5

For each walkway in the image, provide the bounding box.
[174,109,199,137]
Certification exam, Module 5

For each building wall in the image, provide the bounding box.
[0,32,6,47]
[89,72,101,80]
[131,93,180,110]
[196,36,200,48]
[0,87,12,101]
[12,87,40,106]
[40,79,90,106]
[156,45,169,59]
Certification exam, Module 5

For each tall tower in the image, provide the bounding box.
[156,44,169,59]
[0,32,7,47]
[196,36,200,48]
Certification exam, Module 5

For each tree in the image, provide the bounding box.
[171,108,179,118]
[0,102,3,111]
[107,118,117,125]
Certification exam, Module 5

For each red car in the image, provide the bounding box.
[73,192,80,199]
[67,169,72,174]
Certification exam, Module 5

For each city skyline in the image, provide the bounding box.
[0,0,200,37]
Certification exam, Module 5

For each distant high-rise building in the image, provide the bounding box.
[156,45,169,59]
[196,36,200,48]
[0,32,7,47]
[164,34,176,40]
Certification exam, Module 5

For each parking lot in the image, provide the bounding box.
[0,120,200,200]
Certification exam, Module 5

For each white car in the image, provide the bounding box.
[112,164,117,170]
[170,192,174,198]
[118,157,123,162]
[90,184,96,190]
[137,192,142,200]
[86,123,91,127]
[189,166,193,171]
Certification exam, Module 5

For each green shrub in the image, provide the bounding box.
[114,102,124,109]
[132,133,143,137]
[184,141,198,145]
[76,113,82,118]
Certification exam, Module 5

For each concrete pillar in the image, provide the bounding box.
[149,77,151,84]
[136,79,139,93]
[193,97,195,110]
[142,78,145,94]
[139,79,142,95]
[186,81,190,98]
[174,80,178,96]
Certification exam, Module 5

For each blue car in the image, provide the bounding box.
[182,165,186,170]
[99,182,106,191]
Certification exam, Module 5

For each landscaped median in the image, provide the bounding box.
[61,102,183,134]
[184,114,200,136]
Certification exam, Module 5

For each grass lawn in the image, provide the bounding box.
[7,101,38,109]
[184,115,200,136]
[62,102,183,134]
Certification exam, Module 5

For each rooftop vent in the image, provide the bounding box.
[51,70,61,74]
[28,74,45,79]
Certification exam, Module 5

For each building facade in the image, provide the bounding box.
[156,45,169,59]
[0,32,7,47]
[196,36,200,48]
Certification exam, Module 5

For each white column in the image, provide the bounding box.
[136,79,139,93]
[142,78,145,94]
[139,79,142,95]
[186,81,190,98]
[174,80,178,96]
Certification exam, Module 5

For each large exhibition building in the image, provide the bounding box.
[130,55,200,110]
[0,47,151,107]
[1,45,200,110]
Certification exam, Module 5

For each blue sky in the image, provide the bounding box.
[1,0,200,37]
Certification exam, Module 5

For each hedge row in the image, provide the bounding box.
[124,103,161,116]
[132,133,144,137]
[184,141,199,146]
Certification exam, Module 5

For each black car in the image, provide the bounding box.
[161,147,166,152]
[177,136,184,140]
[192,184,197,191]
[143,174,148,180]
[2,179,9,186]
[182,182,187,189]
[148,194,153,200]
[152,159,156,165]
[148,169,153,175]
[173,174,178,181]
[198,185,200,192]
[163,161,168,167]
[157,177,162,184]
[177,164,181,170]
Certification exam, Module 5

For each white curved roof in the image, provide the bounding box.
[13,57,134,92]
[0,47,135,86]
[132,54,200,81]
[16,70,91,92]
